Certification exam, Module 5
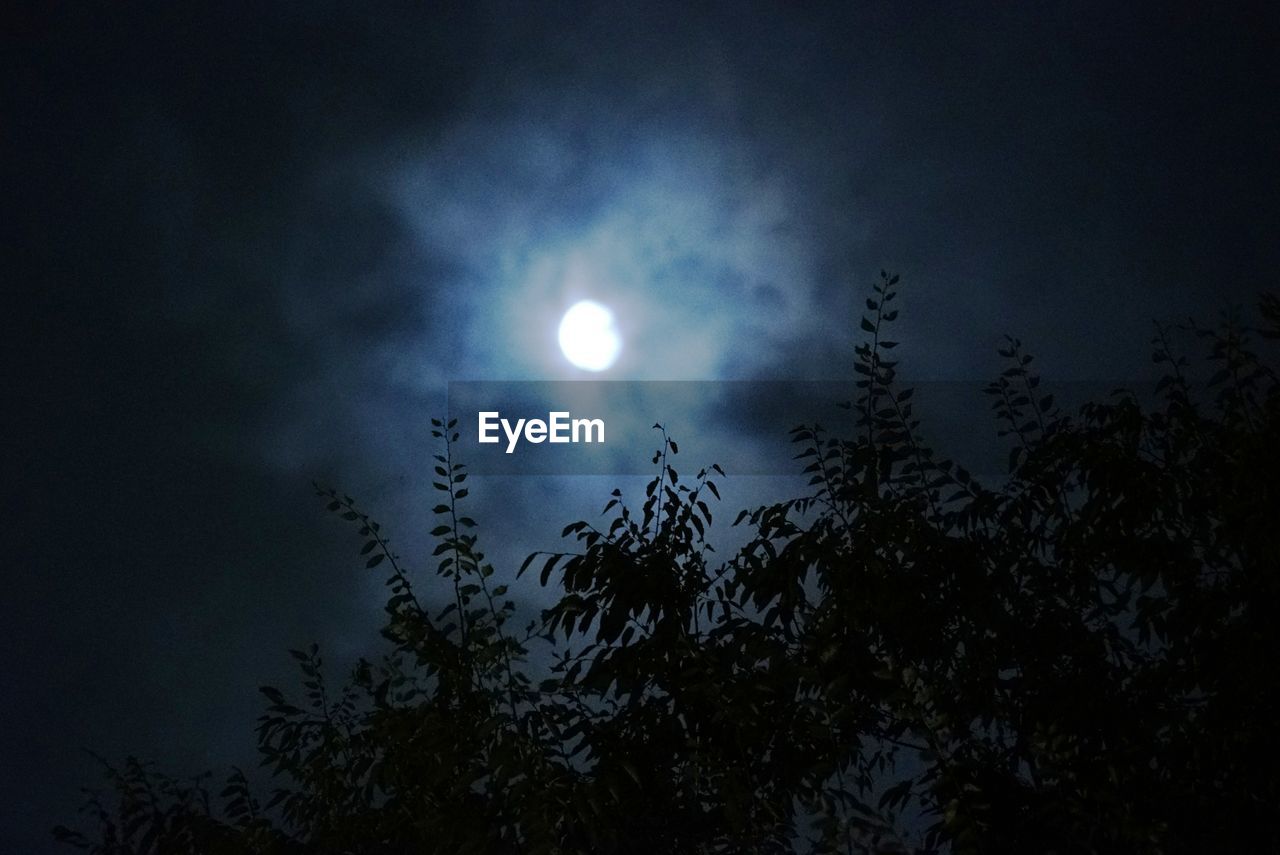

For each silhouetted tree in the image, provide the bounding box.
[58,278,1280,853]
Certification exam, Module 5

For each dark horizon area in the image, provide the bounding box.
[5,2,1279,851]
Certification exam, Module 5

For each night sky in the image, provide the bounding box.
[6,2,1279,850]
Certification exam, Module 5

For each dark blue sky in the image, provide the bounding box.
[5,1,1278,850]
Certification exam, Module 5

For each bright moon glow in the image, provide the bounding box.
[558,300,622,371]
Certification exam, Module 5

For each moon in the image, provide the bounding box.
[558,300,622,371]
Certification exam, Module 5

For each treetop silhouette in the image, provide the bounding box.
[58,276,1280,853]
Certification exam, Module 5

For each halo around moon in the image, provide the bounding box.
[558,300,622,371]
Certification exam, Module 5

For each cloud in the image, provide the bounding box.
[379,109,832,381]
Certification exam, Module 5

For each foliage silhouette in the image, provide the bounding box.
[57,275,1280,853]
